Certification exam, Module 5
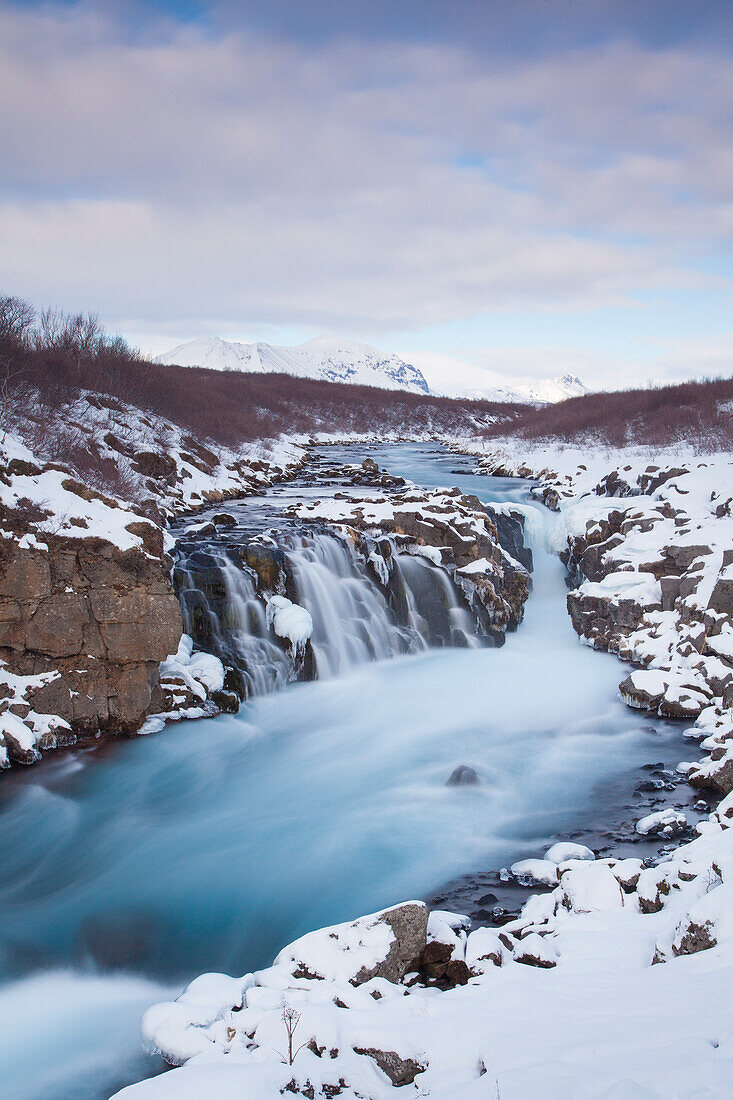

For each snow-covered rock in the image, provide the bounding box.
[636,808,688,837]
[266,595,313,652]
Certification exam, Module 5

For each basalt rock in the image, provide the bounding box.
[353,1048,426,1087]
[0,534,181,756]
[446,764,480,786]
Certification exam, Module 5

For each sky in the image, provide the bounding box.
[1,0,731,393]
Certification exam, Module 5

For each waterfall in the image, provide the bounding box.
[285,533,422,677]
[176,551,293,698]
[390,553,481,649]
[174,529,486,699]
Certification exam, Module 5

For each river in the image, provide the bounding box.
[0,443,694,1099]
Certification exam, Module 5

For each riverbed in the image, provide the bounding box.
[0,443,697,1100]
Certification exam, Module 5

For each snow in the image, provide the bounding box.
[155,335,431,395]
[510,858,559,885]
[544,841,595,863]
[0,660,71,765]
[266,595,313,650]
[115,796,733,1100]
[636,808,688,836]
[157,635,225,705]
[465,372,587,405]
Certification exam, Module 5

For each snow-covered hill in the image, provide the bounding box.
[155,336,431,395]
[464,373,587,404]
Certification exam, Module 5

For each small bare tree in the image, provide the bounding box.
[274,1002,310,1066]
[0,294,35,345]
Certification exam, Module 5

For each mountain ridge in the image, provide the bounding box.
[155,335,587,404]
[155,335,431,395]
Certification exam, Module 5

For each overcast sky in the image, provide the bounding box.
[1,0,731,390]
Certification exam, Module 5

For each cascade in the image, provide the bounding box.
[174,528,490,696]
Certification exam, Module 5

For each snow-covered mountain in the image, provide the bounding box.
[156,336,588,405]
[155,336,431,395]
[466,373,587,405]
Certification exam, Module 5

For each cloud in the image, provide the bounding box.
[410,335,733,394]
[0,3,730,342]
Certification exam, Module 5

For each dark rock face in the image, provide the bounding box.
[0,536,181,760]
[412,939,471,988]
[567,590,652,653]
[595,470,638,498]
[690,756,733,796]
[446,764,480,786]
[486,505,533,572]
[133,450,177,481]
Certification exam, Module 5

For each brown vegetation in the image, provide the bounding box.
[3,294,730,453]
[489,377,733,450]
[0,294,524,448]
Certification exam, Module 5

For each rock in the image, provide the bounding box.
[353,903,429,985]
[660,575,682,611]
[212,512,237,528]
[689,748,733,796]
[276,902,429,988]
[353,1047,426,1087]
[0,535,182,748]
[133,451,177,480]
[446,764,480,786]
[664,543,711,573]
[635,809,687,837]
[637,466,688,494]
[672,918,717,956]
[619,670,667,711]
[485,505,533,572]
[709,573,733,616]
[595,471,637,498]
[513,932,557,968]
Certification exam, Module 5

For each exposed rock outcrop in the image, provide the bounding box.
[0,533,181,763]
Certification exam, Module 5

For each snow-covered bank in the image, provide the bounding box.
[115,790,733,1099]
[473,439,733,797]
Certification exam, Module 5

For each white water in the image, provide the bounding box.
[0,444,686,1099]
[285,533,421,676]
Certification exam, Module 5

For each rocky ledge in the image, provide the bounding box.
[289,468,531,636]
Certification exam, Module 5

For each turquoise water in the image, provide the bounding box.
[0,443,685,1099]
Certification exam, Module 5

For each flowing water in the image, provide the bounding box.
[0,443,693,1100]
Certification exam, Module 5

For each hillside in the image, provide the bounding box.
[0,296,527,495]
[491,376,733,450]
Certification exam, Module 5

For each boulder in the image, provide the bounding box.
[673,918,717,957]
[446,764,480,786]
[353,1047,426,1086]
[274,902,429,988]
